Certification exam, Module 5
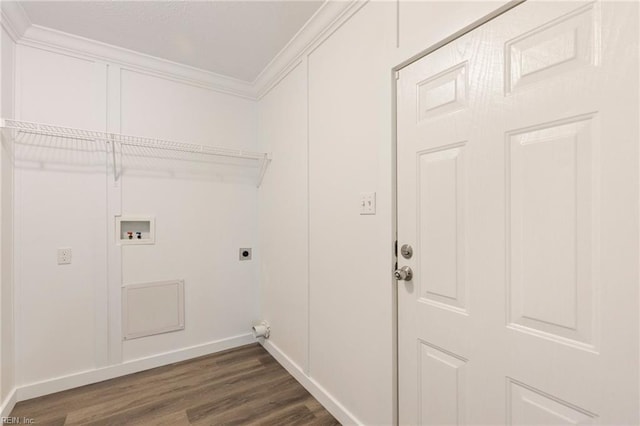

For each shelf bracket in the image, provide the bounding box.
[256,153,272,188]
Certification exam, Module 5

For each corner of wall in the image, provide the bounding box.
[0,1,30,42]
[0,19,17,407]
[261,340,362,426]
[0,388,17,419]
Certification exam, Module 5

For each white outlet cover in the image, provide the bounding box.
[239,248,252,260]
[360,192,376,215]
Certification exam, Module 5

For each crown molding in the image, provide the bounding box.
[1,0,364,100]
[20,24,257,99]
[0,1,31,42]
[252,0,364,99]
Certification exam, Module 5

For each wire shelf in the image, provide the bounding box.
[1,118,271,187]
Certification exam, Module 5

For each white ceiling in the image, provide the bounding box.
[18,1,324,82]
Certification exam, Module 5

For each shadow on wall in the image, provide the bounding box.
[120,144,259,184]
[2,129,260,184]
[4,131,107,175]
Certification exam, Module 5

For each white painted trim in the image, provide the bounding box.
[105,64,123,363]
[0,388,17,418]
[16,333,254,401]
[19,25,256,100]
[0,2,30,42]
[0,10,20,43]
[254,0,363,99]
[392,0,526,72]
[1,0,365,100]
[261,340,362,426]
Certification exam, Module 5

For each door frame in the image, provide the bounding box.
[390,1,525,424]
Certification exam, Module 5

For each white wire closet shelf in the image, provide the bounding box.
[0,118,272,187]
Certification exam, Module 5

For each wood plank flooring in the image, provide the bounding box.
[9,344,340,426]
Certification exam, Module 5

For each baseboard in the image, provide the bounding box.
[16,333,255,401]
[261,340,362,426]
[0,387,17,418]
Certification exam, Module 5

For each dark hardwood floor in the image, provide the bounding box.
[9,343,340,426]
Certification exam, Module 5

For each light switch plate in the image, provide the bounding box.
[57,247,72,265]
[360,192,376,215]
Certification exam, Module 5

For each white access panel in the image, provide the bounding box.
[122,280,185,340]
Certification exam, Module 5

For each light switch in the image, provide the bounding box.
[57,247,72,265]
[360,192,376,215]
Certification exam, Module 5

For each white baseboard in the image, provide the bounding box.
[16,333,255,401]
[9,335,358,425]
[0,388,17,418]
[261,340,361,426]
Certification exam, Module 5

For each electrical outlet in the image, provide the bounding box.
[57,247,72,265]
[360,192,376,215]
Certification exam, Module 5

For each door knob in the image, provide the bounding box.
[394,266,413,281]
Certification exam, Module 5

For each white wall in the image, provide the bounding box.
[307,2,396,424]
[258,1,509,424]
[13,44,259,387]
[258,61,309,371]
[1,22,16,404]
[14,46,109,385]
[119,69,259,361]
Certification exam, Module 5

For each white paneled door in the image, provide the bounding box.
[396,1,639,424]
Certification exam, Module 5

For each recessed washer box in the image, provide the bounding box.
[116,216,155,245]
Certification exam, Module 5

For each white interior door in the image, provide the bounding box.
[397,1,639,424]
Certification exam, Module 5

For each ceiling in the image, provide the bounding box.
[18,1,324,82]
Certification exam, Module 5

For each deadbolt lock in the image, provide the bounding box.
[400,244,413,259]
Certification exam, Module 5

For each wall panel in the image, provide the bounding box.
[308,2,396,424]
[119,69,259,361]
[15,46,108,385]
[1,24,16,403]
